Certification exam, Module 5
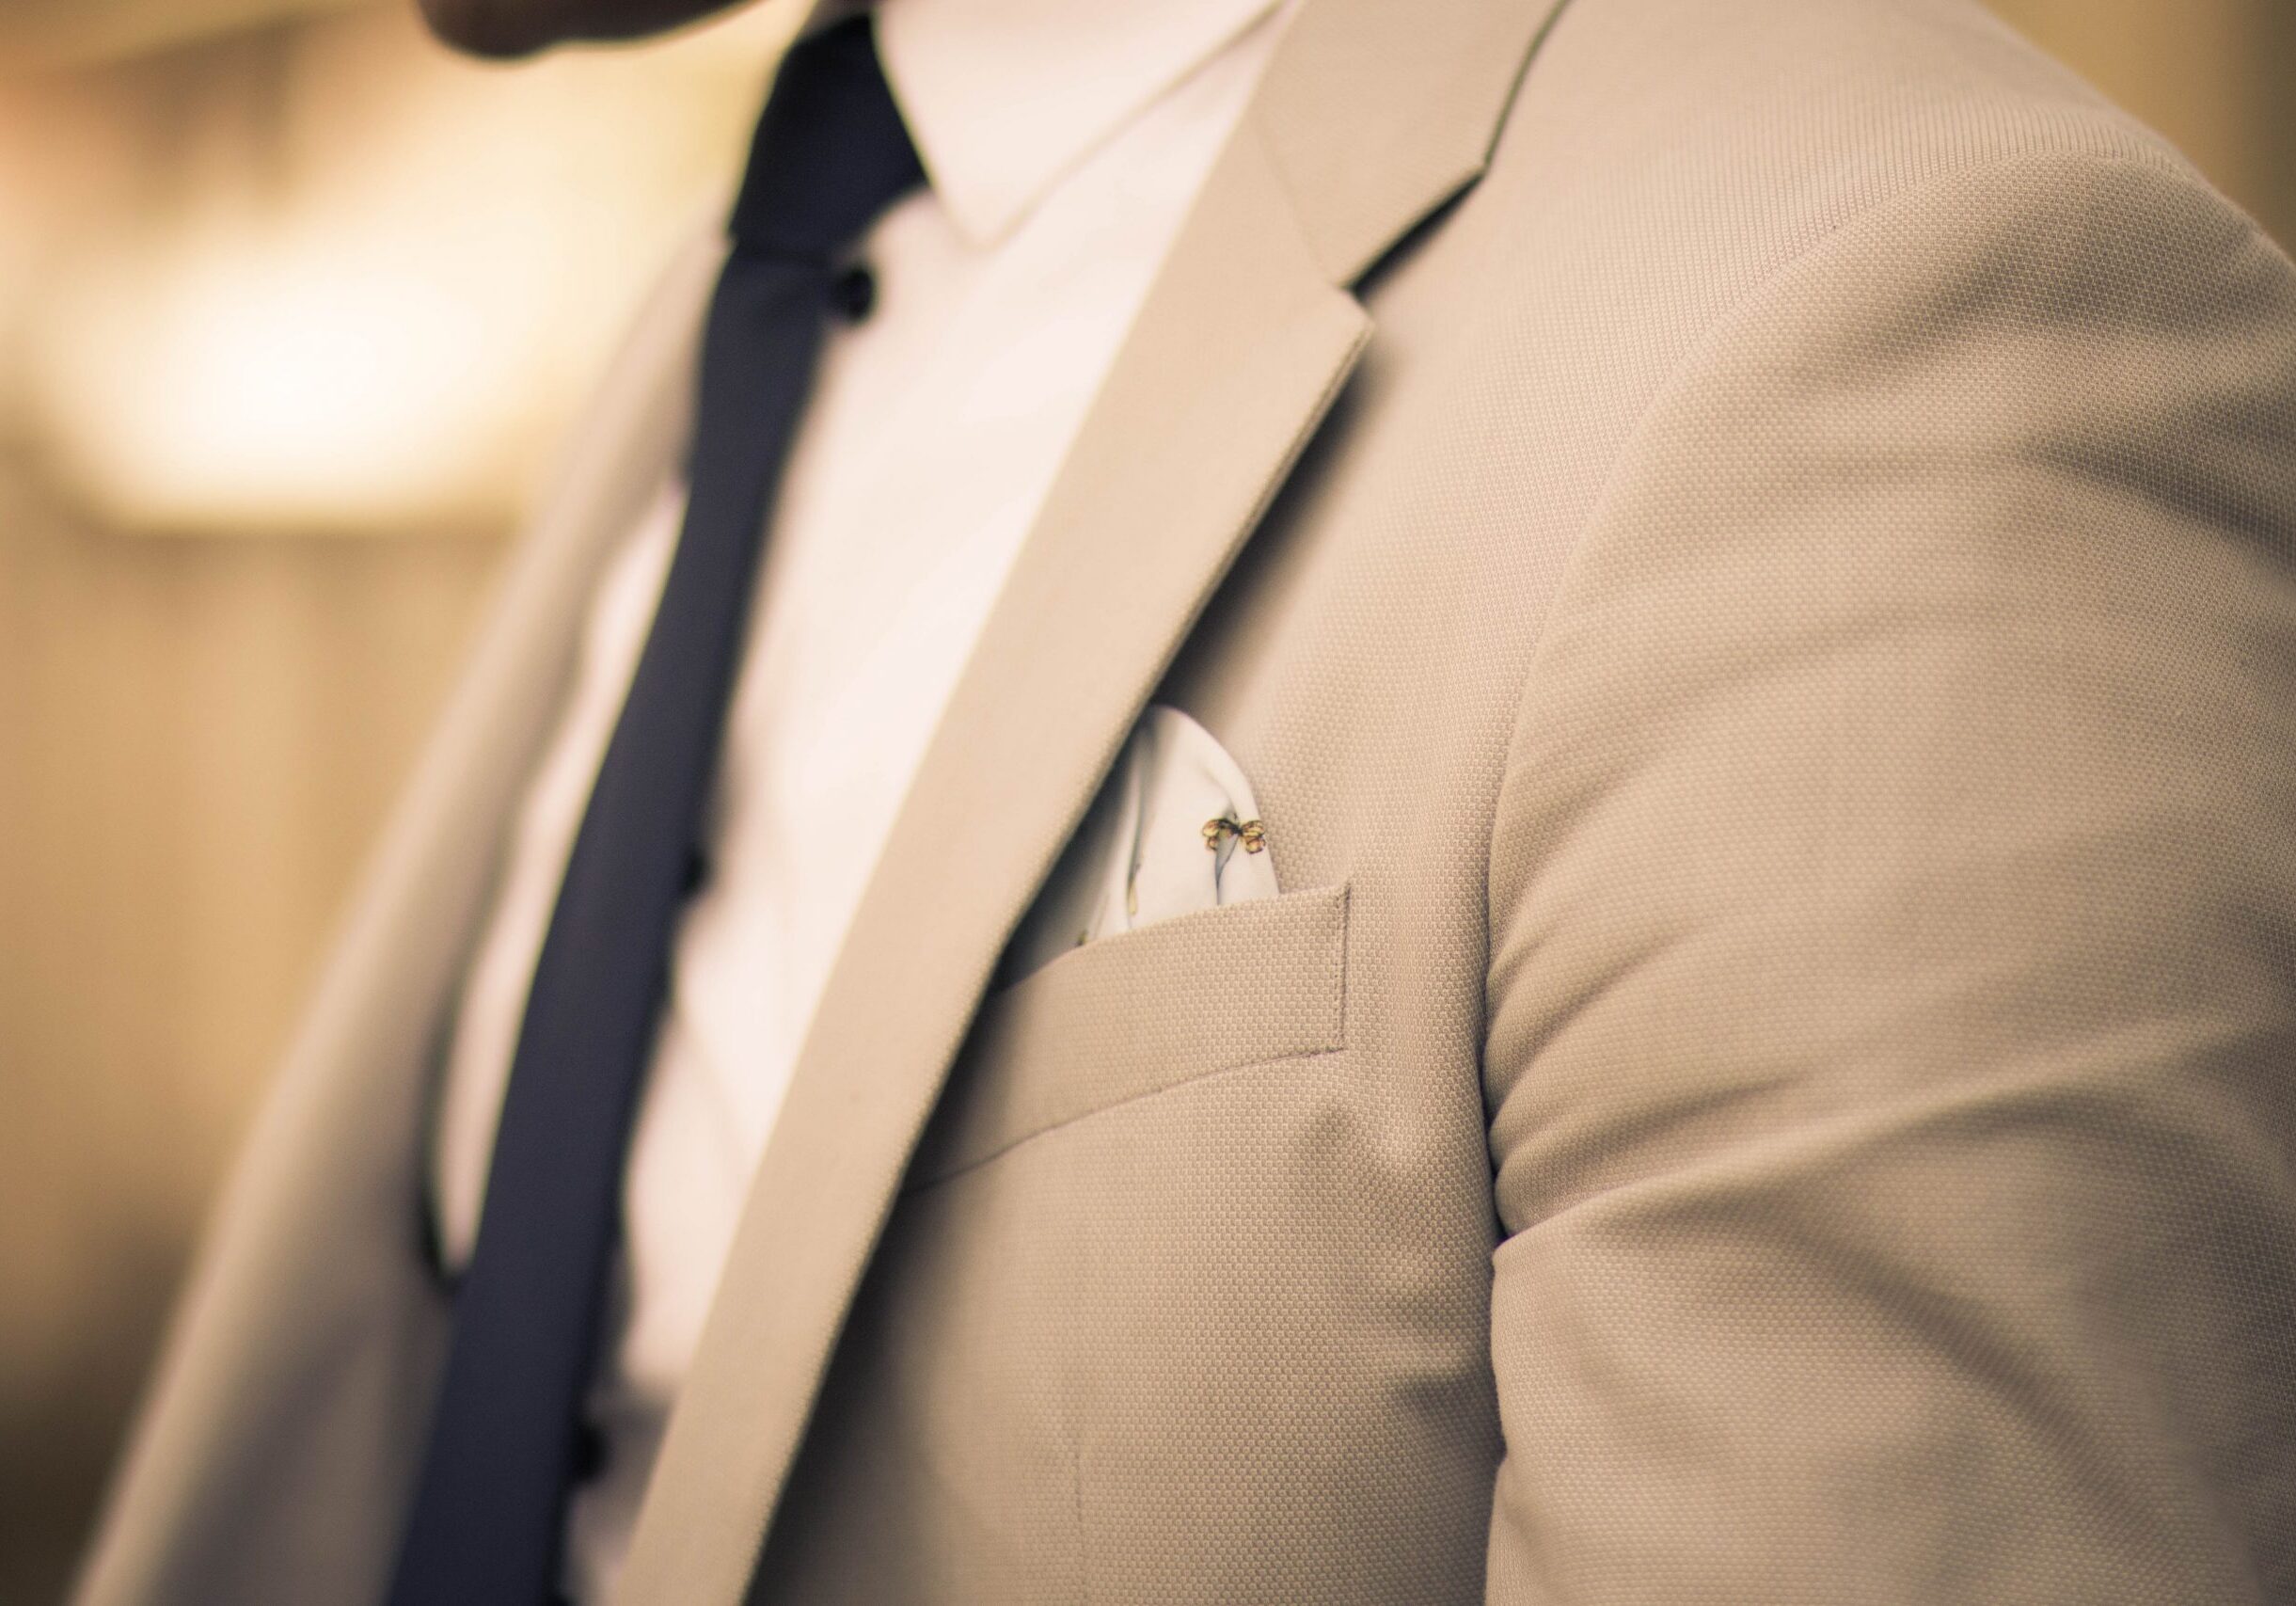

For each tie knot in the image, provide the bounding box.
[728,13,925,261]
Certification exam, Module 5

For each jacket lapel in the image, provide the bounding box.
[618,0,1567,1598]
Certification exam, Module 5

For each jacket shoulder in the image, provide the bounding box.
[1356,0,2288,588]
[1379,0,2260,447]
[1479,0,2209,265]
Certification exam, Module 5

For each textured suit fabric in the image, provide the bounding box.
[752,4,2296,1599]
[75,0,2296,1601]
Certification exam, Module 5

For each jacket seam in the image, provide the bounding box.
[1477,145,2227,986]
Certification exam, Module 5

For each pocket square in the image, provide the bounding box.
[1000,706,1276,984]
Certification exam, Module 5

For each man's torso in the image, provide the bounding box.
[73,0,2296,1600]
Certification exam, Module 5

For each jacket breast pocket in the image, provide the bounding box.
[907,882,1350,1189]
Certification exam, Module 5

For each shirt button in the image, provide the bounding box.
[827,261,876,323]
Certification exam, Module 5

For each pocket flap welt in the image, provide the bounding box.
[909,883,1350,1187]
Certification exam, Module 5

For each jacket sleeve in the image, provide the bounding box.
[1480,151,2296,1603]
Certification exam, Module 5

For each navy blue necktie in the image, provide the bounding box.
[387,19,921,1604]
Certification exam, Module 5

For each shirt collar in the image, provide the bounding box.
[803,0,1279,248]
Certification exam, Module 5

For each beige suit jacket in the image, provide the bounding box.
[76,0,2296,1599]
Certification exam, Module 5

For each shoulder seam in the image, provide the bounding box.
[1479,145,2254,954]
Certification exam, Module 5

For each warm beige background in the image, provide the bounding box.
[1,1,2289,1599]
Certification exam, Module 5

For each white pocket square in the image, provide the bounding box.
[1001,705,1276,984]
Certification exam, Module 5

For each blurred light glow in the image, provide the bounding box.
[40,220,522,533]
[19,0,805,536]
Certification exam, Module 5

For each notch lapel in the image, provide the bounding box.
[618,0,1567,1598]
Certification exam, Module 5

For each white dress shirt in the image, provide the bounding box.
[428,0,1290,1596]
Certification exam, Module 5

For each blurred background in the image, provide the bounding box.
[0,0,2290,1597]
